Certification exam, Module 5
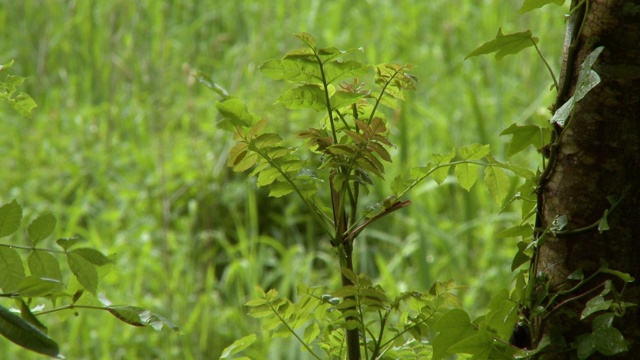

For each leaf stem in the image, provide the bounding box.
[531,40,558,91]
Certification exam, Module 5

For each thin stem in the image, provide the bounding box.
[266,300,323,360]
[532,40,559,91]
[0,243,65,254]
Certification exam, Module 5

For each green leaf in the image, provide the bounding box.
[593,327,628,356]
[500,123,545,157]
[484,166,510,205]
[276,84,327,111]
[432,309,476,360]
[303,323,320,344]
[220,334,257,359]
[323,60,370,84]
[67,252,98,294]
[12,92,37,118]
[107,305,180,332]
[459,143,490,160]
[0,304,60,358]
[55,237,82,251]
[567,268,584,281]
[447,330,493,358]
[496,224,533,238]
[465,29,538,61]
[330,91,366,110]
[0,200,22,238]
[195,71,229,99]
[454,163,479,191]
[19,299,48,334]
[294,32,316,50]
[581,296,612,319]
[15,276,64,297]
[601,268,635,283]
[0,59,14,71]
[0,247,25,292]
[216,98,257,127]
[69,248,112,266]
[519,0,565,14]
[486,299,518,339]
[27,213,56,244]
[431,149,456,185]
[268,180,296,198]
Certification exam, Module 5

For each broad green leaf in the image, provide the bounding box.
[216,98,257,127]
[0,304,60,358]
[592,312,614,331]
[232,152,258,172]
[576,333,596,360]
[27,213,56,244]
[447,329,493,358]
[324,60,370,85]
[484,166,510,205]
[15,276,64,297]
[220,334,257,359]
[519,0,565,13]
[28,251,62,282]
[511,243,531,271]
[431,149,456,185]
[69,248,112,266]
[330,91,366,110]
[500,123,544,157]
[465,29,538,61]
[277,84,327,111]
[0,200,22,238]
[67,252,98,294]
[581,296,612,319]
[268,180,295,198]
[486,299,518,339]
[432,309,476,360]
[256,167,282,187]
[593,327,627,356]
[455,163,479,191]
[496,224,533,238]
[303,323,320,344]
[0,247,25,292]
[252,133,282,149]
[458,143,490,160]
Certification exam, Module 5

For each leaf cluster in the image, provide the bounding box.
[0,60,37,118]
[0,200,178,358]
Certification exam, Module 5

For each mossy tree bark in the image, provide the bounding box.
[534,0,640,358]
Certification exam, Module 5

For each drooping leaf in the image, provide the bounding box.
[27,213,56,245]
[455,163,479,191]
[601,268,635,283]
[0,304,60,358]
[0,247,25,292]
[465,29,538,61]
[519,0,565,14]
[69,248,112,266]
[500,123,545,157]
[19,299,48,334]
[216,98,257,127]
[67,252,98,294]
[55,237,82,251]
[220,334,257,359]
[0,200,22,238]
[484,166,510,205]
[106,305,180,331]
[28,251,63,281]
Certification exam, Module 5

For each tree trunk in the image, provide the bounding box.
[534,0,640,358]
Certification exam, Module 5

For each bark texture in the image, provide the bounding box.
[536,0,640,358]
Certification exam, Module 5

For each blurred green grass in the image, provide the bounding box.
[1,0,563,359]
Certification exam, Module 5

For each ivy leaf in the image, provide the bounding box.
[484,166,510,205]
[519,0,565,14]
[581,296,612,319]
[27,213,56,245]
[466,29,538,61]
[0,200,22,238]
[220,334,257,359]
[0,247,25,292]
[551,47,604,127]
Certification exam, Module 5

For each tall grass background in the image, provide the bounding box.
[1,1,564,359]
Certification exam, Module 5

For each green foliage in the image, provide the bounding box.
[0,61,37,118]
[0,200,179,357]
